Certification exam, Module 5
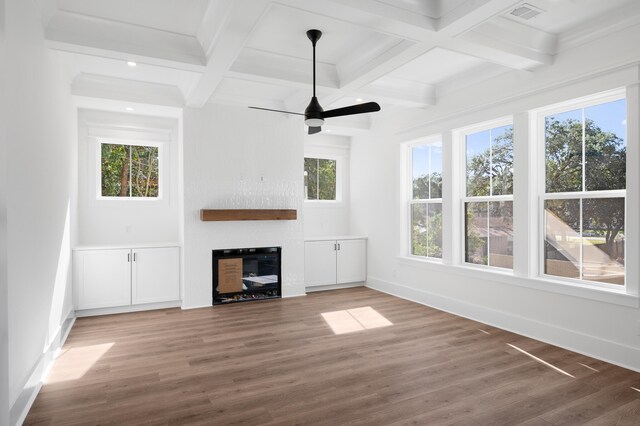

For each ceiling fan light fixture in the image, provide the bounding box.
[305,118,324,127]
[304,96,324,127]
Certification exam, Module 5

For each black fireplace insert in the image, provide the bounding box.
[212,246,282,305]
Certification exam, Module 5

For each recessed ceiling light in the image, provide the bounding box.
[356,98,363,103]
[127,61,137,67]
[125,107,134,111]
[326,129,332,132]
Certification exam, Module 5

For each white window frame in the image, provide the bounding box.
[96,138,164,201]
[303,154,343,203]
[459,118,514,271]
[536,89,627,291]
[405,136,443,261]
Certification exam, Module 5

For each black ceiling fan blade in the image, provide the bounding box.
[323,102,381,118]
[249,106,304,116]
[308,126,322,135]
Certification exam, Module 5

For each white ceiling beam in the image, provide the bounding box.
[185,0,272,107]
[72,74,185,107]
[355,79,436,108]
[196,0,235,57]
[444,38,549,70]
[451,16,557,69]
[45,11,206,71]
[437,0,522,35]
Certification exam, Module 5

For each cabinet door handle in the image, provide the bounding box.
[337,243,341,250]
[133,253,137,262]
[127,253,130,262]
[334,243,337,251]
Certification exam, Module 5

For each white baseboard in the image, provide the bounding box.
[10,310,75,426]
[181,303,212,310]
[305,282,365,293]
[75,300,181,317]
[282,292,307,298]
[366,277,640,373]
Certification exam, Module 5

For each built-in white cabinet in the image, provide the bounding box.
[305,237,366,288]
[74,246,179,311]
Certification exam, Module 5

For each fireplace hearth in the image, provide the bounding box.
[212,247,282,305]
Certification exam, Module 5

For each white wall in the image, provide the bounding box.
[182,104,305,308]
[303,134,351,237]
[352,23,640,371]
[0,0,9,423]
[5,0,75,423]
[77,110,180,245]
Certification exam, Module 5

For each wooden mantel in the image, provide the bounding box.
[200,209,297,222]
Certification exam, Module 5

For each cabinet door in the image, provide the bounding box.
[75,249,131,310]
[304,241,337,287]
[132,247,180,305]
[336,239,367,284]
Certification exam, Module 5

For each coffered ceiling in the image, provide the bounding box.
[41,0,640,134]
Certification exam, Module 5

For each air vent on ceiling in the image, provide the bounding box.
[509,3,544,20]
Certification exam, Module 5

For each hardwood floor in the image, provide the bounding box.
[25,288,640,425]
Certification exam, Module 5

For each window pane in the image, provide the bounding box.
[427,203,442,259]
[488,201,513,269]
[466,130,490,197]
[101,143,129,197]
[465,202,488,265]
[584,99,626,191]
[411,203,427,256]
[582,198,624,285]
[491,125,513,196]
[544,199,580,279]
[545,109,583,193]
[318,159,336,200]
[412,146,429,199]
[130,145,159,197]
[304,158,318,200]
[430,144,442,199]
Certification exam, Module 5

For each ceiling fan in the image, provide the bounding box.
[249,29,381,135]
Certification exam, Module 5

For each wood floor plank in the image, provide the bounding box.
[24,287,640,425]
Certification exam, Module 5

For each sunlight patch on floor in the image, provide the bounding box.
[507,343,575,378]
[321,307,393,335]
[578,362,599,372]
[45,342,114,383]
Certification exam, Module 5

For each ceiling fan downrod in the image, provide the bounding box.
[305,29,324,127]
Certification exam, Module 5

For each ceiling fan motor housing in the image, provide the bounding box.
[304,96,324,126]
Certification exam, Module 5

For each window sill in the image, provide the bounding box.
[396,256,639,308]
[97,196,163,202]
[304,200,344,206]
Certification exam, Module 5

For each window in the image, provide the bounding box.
[100,141,160,198]
[464,124,514,269]
[410,142,443,259]
[542,96,626,286]
[304,157,337,201]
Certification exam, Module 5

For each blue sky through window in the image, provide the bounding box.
[585,99,626,145]
[412,144,443,178]
[546,98,626,145]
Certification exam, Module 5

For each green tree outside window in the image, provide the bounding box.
[101,143,159,198]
